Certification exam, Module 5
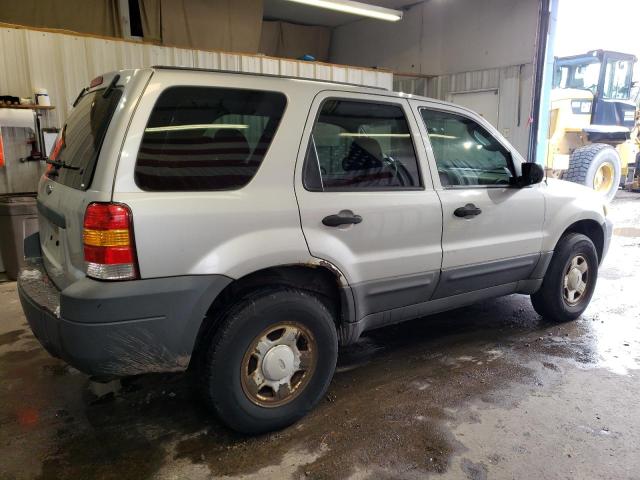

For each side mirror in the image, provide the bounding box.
[517,162,544,187]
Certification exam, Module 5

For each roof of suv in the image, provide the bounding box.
[149,65,467,113]
[152,65,389,91]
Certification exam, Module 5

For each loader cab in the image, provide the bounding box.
[553,50,637,130]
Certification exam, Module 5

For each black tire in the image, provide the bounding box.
[531,233,598,322]
[565,143,621,201]
[201,288,338,434]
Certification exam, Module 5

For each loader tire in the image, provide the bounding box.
[565,144,621,202]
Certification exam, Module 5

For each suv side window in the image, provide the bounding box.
[303,99,422,191]
[420,109,514,187]
[135,86,286,191]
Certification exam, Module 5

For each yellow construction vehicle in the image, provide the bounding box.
[546,50,638,200]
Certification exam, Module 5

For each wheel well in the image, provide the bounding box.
[190,265,347,367]
[561,219,604,261]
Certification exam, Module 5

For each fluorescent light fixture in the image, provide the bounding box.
[339,133,410,138]
[145,124,248,133]
[285,0,403,22]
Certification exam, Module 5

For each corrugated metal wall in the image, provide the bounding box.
[0,24,393,195]
[0,25,393,128]
[394,63,534,157]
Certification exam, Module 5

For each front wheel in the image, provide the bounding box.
[531,233,599,322]
[565,144,621,202]
[201,288,338,434]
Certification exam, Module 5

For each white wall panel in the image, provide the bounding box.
[59,35,89,107]
[315,64,332,82]
[0,25,392,128]
[220,53,242,72]
[84,37,121,79]
[241,55,261,73]
[279,59,298,77]
[298,62,315,80]
[261,57,280,75]
[331,66,347,85]
[0,28,30,97]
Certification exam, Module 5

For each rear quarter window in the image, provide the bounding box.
[135,86,287,191]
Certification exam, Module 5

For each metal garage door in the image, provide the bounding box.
[449,89,499,127]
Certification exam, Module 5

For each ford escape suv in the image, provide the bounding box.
[18,67,613,433]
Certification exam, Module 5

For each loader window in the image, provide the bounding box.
[602,59,633,100]
[554,61,601,94]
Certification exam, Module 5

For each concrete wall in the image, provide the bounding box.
[330,0,539,76]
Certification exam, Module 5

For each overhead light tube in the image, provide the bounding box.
[285,0,403,22]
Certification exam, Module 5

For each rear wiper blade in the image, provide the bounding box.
[45,158,80,171]
[72,87,88,108]
[102,74,120,98]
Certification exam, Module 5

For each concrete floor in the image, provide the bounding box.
[1,192,639,480]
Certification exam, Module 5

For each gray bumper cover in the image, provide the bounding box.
[18,256,231,376]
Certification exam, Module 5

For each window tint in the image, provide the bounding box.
[47,88,122,190]
[421,109,513,187]
[135,87,286,191]
[304,100,421,190]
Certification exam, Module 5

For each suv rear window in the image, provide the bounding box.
[135,86,287,191]
[47,88,122,190]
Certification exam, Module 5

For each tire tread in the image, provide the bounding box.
[200,287,337,433]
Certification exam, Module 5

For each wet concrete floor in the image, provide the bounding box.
[1,191,639,479]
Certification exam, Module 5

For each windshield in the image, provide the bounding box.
[554,59,601,94]
[47,88,122,190]
[602,58,633,100]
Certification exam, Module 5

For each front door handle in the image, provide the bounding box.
[322,210,363,227]
[454,203,482,218]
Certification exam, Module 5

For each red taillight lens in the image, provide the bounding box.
[83,203,138,280]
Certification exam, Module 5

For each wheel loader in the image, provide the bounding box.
[546,50,638,201]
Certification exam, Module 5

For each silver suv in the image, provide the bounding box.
[18,67,612,433]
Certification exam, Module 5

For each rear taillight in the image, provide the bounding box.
[83,203,138,280]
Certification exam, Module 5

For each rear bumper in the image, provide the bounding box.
[18,256,231,376]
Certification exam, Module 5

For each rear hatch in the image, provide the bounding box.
[37,70,151,289]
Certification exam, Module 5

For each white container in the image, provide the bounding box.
[34,88,51,107]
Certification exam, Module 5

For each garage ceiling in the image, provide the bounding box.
[263,0,417,27]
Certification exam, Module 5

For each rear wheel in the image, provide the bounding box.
[201,288,338,434]
[531,233,598,322]
[565,144,621,201]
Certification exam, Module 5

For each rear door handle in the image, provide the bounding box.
[322,210,363,227]
[454,203,482,218]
